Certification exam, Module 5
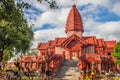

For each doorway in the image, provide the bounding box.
[71,52,77,59]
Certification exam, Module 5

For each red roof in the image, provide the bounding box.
[97,39,105,47]
[37,43,49,50]
[55,38,66,46]
[65,4,84,33]
[105,41,116,48]
[48,40,56,47]
[37,38,66,50]
[61,34,87,48]
[83,36,97,45]
[70,43,81,50]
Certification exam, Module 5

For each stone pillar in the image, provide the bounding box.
[76,51,78,59]
[98,63,101,74]
[69,52,72,59]
[63,51,65,60]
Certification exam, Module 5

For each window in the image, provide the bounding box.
[107,52,111,55]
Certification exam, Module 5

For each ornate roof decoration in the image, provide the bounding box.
[65,4,84,33]
[61,34,87,48]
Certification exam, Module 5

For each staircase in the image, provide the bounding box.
[55,59,80,80]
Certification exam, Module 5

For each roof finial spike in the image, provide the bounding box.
[72,3,76,7]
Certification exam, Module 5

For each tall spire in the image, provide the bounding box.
[65,4,84,33]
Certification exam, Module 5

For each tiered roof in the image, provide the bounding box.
[83,36,97,45]
[37,37,66,50]
[65,4,84,33]
[105,41,116,48]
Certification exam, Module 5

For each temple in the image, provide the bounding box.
[7,4,117,76]
[37,4,116,72]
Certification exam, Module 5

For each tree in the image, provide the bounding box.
[0,0,33,62]
[37,0,58,9]
[112,41,120,65]
[0,0,58,62]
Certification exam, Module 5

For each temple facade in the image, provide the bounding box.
[37,4,116,73]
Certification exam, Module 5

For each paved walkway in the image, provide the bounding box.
[55,59,80,80]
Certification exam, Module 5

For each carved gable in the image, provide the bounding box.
[67,40,77,49]
[61,34,87,49]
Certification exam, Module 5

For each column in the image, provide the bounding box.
[98,63,101,74]
[69,51,72,59]
[77,51,79,59]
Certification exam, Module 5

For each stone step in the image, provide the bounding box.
[55,60,80,79]
[55,78,78,80]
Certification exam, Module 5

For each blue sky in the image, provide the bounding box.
[23,0,120,48]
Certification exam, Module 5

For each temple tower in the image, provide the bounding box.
[65,4,84,38]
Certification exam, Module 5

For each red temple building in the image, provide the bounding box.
[37,4,116,72]
[7,4,117,77]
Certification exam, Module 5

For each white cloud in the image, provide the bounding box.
[55,0,74,7]
[34,28,65,41]
[28,7,70,28]
[83,19,120,41]
[55,0,111,8]
[23,0,50,11]
[77,0,110,6]
[112,3,120,16]
[31,28,66,48]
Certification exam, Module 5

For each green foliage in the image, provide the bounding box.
[37,0,58,9]
[112,41,120,65]
[2,47,14,61]
[0,0,33,62]
[114,41,120,53]
[0,0,58,62]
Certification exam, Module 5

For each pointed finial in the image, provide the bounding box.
[72,3,76,7]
